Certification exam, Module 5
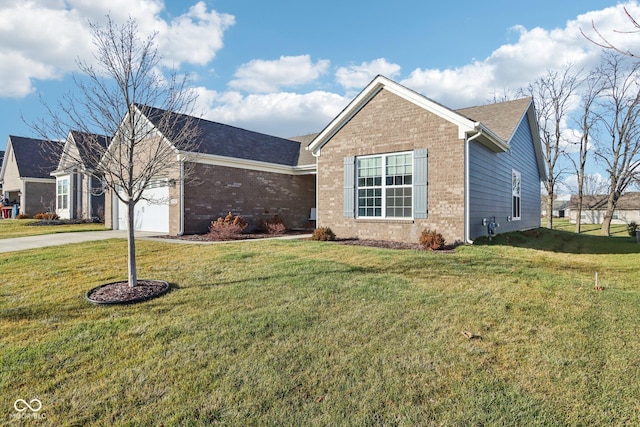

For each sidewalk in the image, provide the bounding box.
[0,230,163,253]
[0,231,312,253]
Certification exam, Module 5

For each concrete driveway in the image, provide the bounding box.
[0,230,163,253]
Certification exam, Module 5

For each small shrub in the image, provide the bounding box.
[16,213,29,219]
[266,222,286,235]
[34,212,60,220]
[628,221,638,237]
[208,212,248,240]
[258,214,286,235]
[419,229,445,250]
[311,227,335,241]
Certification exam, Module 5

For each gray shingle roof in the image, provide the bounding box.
[68,130,111,170]
[9,135,61,179]
[138,105,310,167]
[288,133,318,166]
[569,192,640,210]
[456,97,532,142]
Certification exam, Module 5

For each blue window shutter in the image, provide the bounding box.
[344,156,355,218]
[413,149,428,218]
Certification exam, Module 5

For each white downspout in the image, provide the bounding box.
[179,157,185,236]
[465,129,483,244]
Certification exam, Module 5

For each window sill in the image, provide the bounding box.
[355,218,415,224]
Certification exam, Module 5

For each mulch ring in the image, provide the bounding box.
[86,280,170,305]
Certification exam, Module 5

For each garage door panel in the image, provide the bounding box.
[117,184,169,233]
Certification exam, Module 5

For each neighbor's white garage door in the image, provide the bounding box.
[117,181,170,233]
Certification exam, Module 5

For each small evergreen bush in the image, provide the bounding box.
[628,221,638,237]
[311,227,336,241]
[419,229,445,250]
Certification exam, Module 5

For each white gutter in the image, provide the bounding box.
[465,129,484,244]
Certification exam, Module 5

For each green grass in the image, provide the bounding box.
[0,219,107,239]
[548,218,631,237]
[2,229,640,425]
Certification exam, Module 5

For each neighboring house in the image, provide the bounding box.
[50,130,110,220]
[307,75,546,244]
[104,105,316,234]
[541,196,570,218]
[0,135,61,216]
[569,192,640,224]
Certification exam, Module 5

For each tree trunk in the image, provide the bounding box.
[127,200,138,287]
[546,187,554,229]
[601,214,612,236]
[575,174,584,234]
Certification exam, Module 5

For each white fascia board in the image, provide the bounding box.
[474,122,510,152]
[308,75,477,155]
[20,177,56,183]
[0,137,12,181]
[183,152,317,176]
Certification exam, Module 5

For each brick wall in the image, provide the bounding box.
[181,162,316,235]
[317,89,466,244]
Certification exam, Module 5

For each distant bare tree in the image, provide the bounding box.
[568,69,605,233]
[521,64,581,229]
[592,52,640,236]
[34,16,200,287]
[581,6,640,58]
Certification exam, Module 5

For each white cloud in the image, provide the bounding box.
[193,87,349,137]
[229,55,330,93]
[335,58,401,90]
[401,2,640,108]
[0,0,234,98]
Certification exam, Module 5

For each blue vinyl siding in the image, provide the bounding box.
[468,116,542,240]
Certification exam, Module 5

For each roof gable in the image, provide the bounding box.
[5,135,61,179]
[456,98,533,143]
[68,131,111,170]
[138,105,309,167]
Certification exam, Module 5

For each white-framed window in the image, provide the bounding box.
[512,170,521,220]
[612,210,619,220]
[357,152,413,218]
[57,178,69,210]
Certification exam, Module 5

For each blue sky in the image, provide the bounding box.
[0,0,636,177]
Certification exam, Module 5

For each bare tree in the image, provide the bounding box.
[34,16,200,287]
[568,70,605,233]
[581,7,640,58]
[521,64,581,229]
[592,52,640,236]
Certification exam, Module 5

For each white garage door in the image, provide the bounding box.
[117,181,170,233]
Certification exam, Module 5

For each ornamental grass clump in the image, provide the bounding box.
[419,228,445,250]
[208,212,248,240]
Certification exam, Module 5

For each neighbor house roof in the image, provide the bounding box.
[570,192,640,210]
[68,131,111,170]
[137,105,312,168]
[6,135,61,179]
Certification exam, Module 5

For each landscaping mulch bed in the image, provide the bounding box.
[158,230,312,241]
[86,280,170,305]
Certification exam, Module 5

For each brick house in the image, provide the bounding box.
[307,75,546,244]
[0,135,62,217]
[104,105,316,234]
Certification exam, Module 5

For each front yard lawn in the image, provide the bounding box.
[0,219,107,239]
[1,228,640,425]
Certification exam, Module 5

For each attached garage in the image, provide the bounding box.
[114,180,170,233]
